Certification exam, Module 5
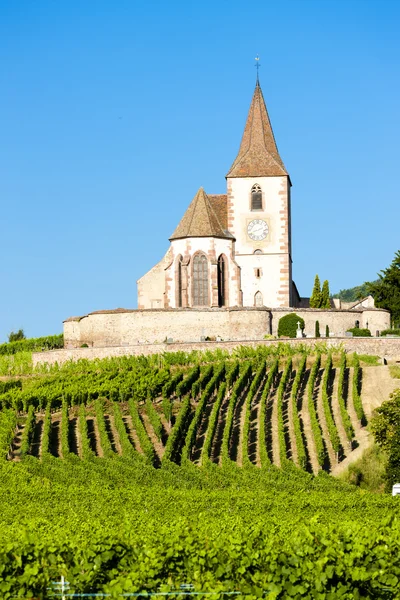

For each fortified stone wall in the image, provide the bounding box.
[64,306,390,348]
[64,308,272,348]
[270,308,390,338]
[33,337,400,367]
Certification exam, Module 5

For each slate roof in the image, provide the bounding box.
[170,188,233,241]
[226,82,288,178]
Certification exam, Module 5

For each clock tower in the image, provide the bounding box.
[226,81,293,308]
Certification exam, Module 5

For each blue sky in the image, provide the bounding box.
[1,0,399,341]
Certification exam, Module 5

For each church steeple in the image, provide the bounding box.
[226,82,288,178]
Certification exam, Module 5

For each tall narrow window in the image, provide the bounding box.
[193,254,208,306]
[251,184,262,210]
[177,256,183,307]
[217,255,226,307]
[254,291,263,306]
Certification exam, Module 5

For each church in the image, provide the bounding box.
[63,79,390,348]
[137,80,295,311]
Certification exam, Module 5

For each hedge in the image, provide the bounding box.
[278,313,305,338]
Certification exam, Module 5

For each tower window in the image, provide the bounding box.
[251,184,262,210]
[255,268,261,278]
[254,249,263,255]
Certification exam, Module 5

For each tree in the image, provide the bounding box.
[8,329,25,343]
[367,250,400,326]
[315,320,320,338]
[325,325,330,338]
[321,280,331,308]
[310,275,322,308]
[371,389,400,491]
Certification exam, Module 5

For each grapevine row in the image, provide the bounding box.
[321,353,340,453]
[241,359,266,467]
[259,358,278,467]
[307,354,325,466]
[337,352,354,442]
[290,354,307,469]
[277,358,292,465]
[221,362,252,466]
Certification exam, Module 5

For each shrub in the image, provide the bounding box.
[326,324,330,338]
[381,329,400,337]
[315,321,320,338]
[8,329,25,342]
[278,314,305,338]
[346,328,371,337]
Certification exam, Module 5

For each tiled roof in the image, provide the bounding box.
[208,194,227,230]
[227,82,288,178]
[170,188,233,241]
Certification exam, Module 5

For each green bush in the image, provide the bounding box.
[0,334,64,355]
[278,314,305,338]
[315,320,320,338]
[326,324,330,338]
[8,329,25,342]
[346,328,371,337]
[381,329,400,336]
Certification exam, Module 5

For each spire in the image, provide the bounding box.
[226,82,288,178]
[170,187,233,241]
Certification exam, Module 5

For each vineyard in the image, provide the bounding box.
[0,345,398,597]
[0,347,375,474]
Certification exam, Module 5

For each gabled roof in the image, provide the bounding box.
[226,82,288,178]
[170,188,233,241]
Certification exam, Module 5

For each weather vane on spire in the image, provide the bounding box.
[255,55,260,83]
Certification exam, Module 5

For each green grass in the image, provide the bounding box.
[390,365,400,379]
[340,443,387,493]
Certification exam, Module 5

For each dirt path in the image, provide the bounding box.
[107,414,123,456]
[159,413,171,434]
[270,384,281,468]
[332,366,399,477]
[299,370,319,475]
[315,370,337,471]
[359,366,399,417]
[285,373,297,465]
[230,386,249,465]
[141,412,164,459]
[123,415,143,454]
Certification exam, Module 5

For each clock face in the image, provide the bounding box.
[247,219,269,241]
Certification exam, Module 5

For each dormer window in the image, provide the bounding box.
[251,184,262,210]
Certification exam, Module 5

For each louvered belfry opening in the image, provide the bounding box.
[217,255,226,307]
[251,184,262,210]
[193,254,209,306]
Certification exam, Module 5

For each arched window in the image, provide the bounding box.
[176,256,183,307]
[193,254,208,306]
[217,255,227,307]
[254,291,263,306]
[254,249,263,255]
[251,184,262,210]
